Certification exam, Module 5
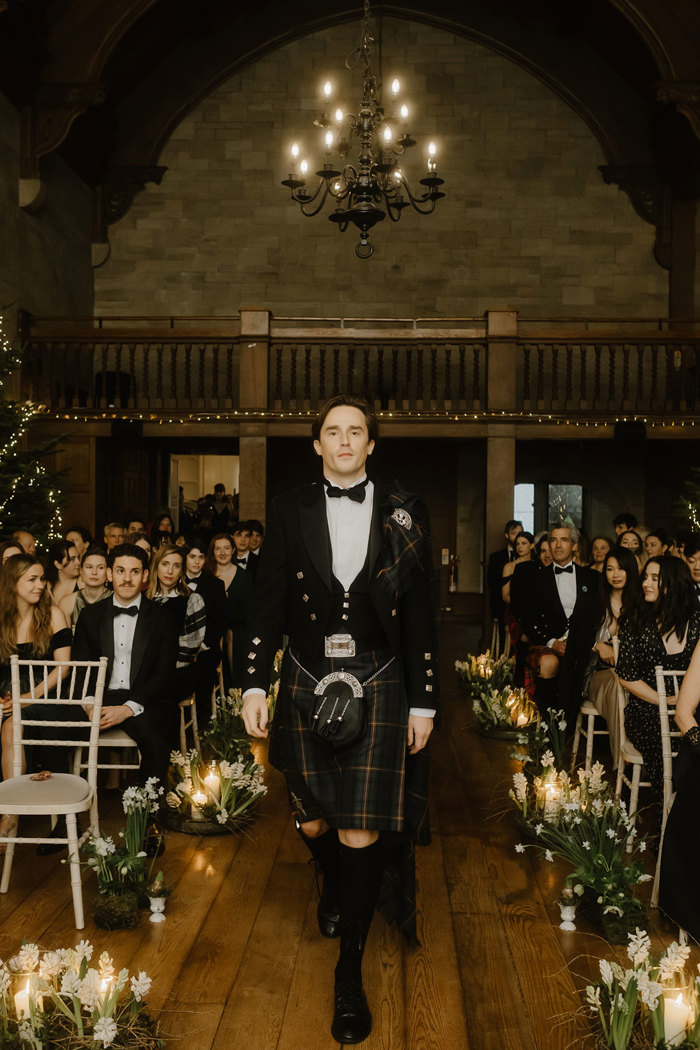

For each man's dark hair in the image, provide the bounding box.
[107,543,149,571]
[684,534,700,559]
[231,520,251,535]
[613,512,638,529]
[65,526,92,544]
[504,519,522,532]
[248,519,264,535]
[311,395,379,443]
[214,483,225,493]
[81,544,108,566]
[646,529,668,545]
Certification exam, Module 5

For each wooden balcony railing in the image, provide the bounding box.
[19,311,700,422]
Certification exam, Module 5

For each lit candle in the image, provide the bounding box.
[391,78,400,97]
[204,764,220,801]
[334,108,343,124]
[428,141,437,171]
[300,160,308,178]
[400,103,409,121]
[14,980,30,1019]
[290,142,299,164]
[664,993,692,1046]
[517,713,528,727]
[323,80,332,100]
[191,790,207,820]
[324,130,334,151]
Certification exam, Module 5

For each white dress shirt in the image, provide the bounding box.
[110,597,144,717]
[546,562,577,648]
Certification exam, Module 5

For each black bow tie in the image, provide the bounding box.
[113,604,139,617]
[324,478,369,504]
[554,565,574,575]
[235,557,247,566]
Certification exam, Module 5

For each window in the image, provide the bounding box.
[513,483,535,534]
[548,484,583,530]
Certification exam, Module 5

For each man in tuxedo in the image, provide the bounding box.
[518,524,598,716]
[242,395,438,1045]
[184,541,227,725]
[247,519,264,556]
[486,519,523,648]
[685,536,700,602]
[72,543,179,784]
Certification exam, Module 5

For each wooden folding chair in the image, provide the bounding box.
[571,635,618,774]
[72,727,141,826]
[614,677,651,843]
[0,655,108,929]
[651,665,684,909]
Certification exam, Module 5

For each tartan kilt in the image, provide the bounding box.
[268,647,409,832]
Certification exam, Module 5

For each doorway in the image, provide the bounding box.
[169,454,240,529]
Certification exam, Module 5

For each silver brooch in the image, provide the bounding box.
[391,507,412,530]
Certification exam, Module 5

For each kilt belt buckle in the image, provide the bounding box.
[324,633,356,658]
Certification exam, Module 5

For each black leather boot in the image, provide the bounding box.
[534,675,559,716]
[295,822,341,938]
[332,838,383,1044]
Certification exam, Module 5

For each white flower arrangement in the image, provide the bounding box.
[167,748,267,831]
[509,761,650,923]
[0,940,160,1048]
[584,930,700,1049]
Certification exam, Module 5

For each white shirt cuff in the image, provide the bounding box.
[409,707,436,718]
[546,638,557,649]
[125,700,144,717]
[242,688,267,700]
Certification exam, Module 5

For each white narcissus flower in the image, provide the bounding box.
[636,972,662,1010]
[218,760,233,780]
[98,952,114,978]
[585,985,601,1010]
[216,810,229,824]
[79,968,102,1010]
[558,719,567,731]
[658,942,691,982]
[166,791,181,809]
[74,939,94,963]
[40,951,64,978]
[94,1016,118,1047]
[512,772,527,802]
[130,971,152,1002]
[627,928,651,967]
[582,841,591,850]
[534,823,544,835]
[599,959,613,987]
[169,749,186,767]
[17,943,39,972]
[0,967,10,995]
[589,762,606,793]
[115,967,129,992]
[544,850,554,862]
[61,969,82,997]
[514,843,525,854]
[540,750,555,769]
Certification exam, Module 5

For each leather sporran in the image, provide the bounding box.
[310,670,367,749]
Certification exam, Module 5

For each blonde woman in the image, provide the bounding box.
[146,544,206,699]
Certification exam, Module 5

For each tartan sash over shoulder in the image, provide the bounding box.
[375,483,430,599]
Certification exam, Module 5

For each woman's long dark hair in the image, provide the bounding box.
[635,555,697,639]
[600,546,642,625]
[45,539,73,587]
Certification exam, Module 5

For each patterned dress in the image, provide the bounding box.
[617,611,700,805]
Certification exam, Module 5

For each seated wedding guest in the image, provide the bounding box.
[231,520,254,570]
[644,530,668,561]
[518,524,598,715]
[659,635,700,940]
[150,513,175,549]
[184,541,226,726]
[534,534,553,568]
[564,546,642,761]
[619,529,644,572]
[0,553,71,850]
[574,530,591,567]
[613,513,638,537]
[248,519,264,556]
[617,555,700,823]
[129,531,153,559]
[126,517,146,535]
[589,535,613,572]
[206,532,256,687]
[59,546,110,630]
[72,543,179,784]
[684,535,700,600]
[501,531,534,607]
[12,531,36,556]
[0,541,23,563]
[103,522,126,551]
[487,519,523,650]
[45,539,81,606]
[64,526,92,560]
[146,544,206,702]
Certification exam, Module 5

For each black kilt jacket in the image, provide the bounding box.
[244,480,440,719]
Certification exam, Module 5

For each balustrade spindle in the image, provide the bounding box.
[115,343,123,408]
[622,344,630,405]
[129,344,136,408]
[665,346,673,406]
[333,346,340,394]
[444,344,452,405]
[608,344,616,403]
[650,344,659,407]
[304,345,311,404]
[184,345,192,405]
[430,344,438,405]
[473,345,481,406]
[143,345,150,408]
[636,345,644,409]
[198,345,206,402]
[156,344,164,404]
[318,344,326,403]
[579,345,587,406]
[290,345,297,404]
[551,345,559,405]
[362,344,370,396]
[376,345,384,403]
[226,342,234,405]
[594,345,601,402]
[536,347,544,405]
[273,345,283,405]
[458,345,466,406]
[565,346,573,404]
[392,346,399,407]
[522,345,531,404]
[100,344,108,408]
[170,346,178,403]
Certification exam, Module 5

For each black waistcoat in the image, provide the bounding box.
[327,547,387,644]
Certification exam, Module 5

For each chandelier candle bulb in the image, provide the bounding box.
[324,130,334,150]
[334,107,343,123]
[323,80,332,99]
[391,78,400,96]
[300,160,308,177]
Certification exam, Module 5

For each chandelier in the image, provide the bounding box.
[281,0,445,258]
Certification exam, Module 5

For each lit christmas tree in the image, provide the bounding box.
[0,311,64,539]
[677,471,700,533]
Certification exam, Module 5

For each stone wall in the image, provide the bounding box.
[95,17,667,319]
[0,93,93,318]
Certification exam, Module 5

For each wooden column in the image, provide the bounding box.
[239,309,270,410]
[238,427,267,524]
[669,199,697,319]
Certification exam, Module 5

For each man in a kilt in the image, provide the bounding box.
[242,394,439,1044]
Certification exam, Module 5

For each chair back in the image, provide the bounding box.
[654,664,685,823]
[9,656,108,794]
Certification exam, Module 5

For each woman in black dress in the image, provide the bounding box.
[0,553,72,841]
[617,555,700,817]
[660,636,700,939]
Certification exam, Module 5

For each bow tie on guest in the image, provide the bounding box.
[323,477,369,504]
[554,565,574,575]
[235,557,247,566]
[112,604,139,617]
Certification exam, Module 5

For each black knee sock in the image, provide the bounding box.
[295,823,341,889]
[535,675,559,715]
[335,838,383,985]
